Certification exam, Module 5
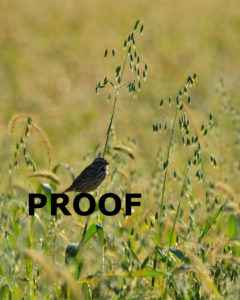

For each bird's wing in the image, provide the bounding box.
[67,164,95,191]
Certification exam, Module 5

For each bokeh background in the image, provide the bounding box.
[1,0,240,181]
[1,0,240,298]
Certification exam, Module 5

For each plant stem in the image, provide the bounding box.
[102,53,128,157]
[165,135,201,271]
[79,52,129,262]
[151,249,157,287]
[77,215,91,252]
[158,107,178,239]
[103,95,117,157]
[166,165,189,271]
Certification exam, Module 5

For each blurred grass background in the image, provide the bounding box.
[1,0,240,179]
[1,1,240,298]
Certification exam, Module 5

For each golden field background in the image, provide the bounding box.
[0,0,240,298]
[1,0,240,176]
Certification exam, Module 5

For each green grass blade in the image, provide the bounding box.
[140,256,150,269]
[83,223,98,244]
[96,224,105,273]
[198,204,225,244]
[96,225,104,246]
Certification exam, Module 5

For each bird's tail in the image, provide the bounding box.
[63,186,71,193]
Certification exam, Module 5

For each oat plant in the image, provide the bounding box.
[96,19,147,157]
[65,19,148,284]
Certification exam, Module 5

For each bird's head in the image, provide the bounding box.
[93,157,109,167]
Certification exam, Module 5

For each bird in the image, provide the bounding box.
[64,157,109,193]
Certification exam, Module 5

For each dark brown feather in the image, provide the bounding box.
[64,157,109,193]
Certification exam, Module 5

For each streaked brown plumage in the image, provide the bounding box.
[64,157,109,193]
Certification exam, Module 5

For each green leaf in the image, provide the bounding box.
[75,256,84,279]
[37,183,52,212]
[198,204,225,243]
[65,224,103,263]
[141,256,150,269]
[227,215,238,238]
[0,284,11,299]
[8,218,20,249]
[129,248,141,265]
[83,224,98,244]
[96,225,104,246]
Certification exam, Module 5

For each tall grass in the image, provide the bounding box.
[0,20,239,300]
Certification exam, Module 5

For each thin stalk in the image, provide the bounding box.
[80,53,128,259]
[103,95,117,157]
[102,53,128,157]
[166,166,189,271]
[26,216,35,299]
[165,139,200,269]
[77,215,91,252]
[151,249,157,287]
[97,211,105,273]
[158,107,178,239]
[102,243,105,274]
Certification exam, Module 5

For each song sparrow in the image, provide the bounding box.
[64,157,109,193]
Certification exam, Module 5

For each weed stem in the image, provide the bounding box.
[166,166,189,271]
[102,53,128,157]
[158,107,178,239]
